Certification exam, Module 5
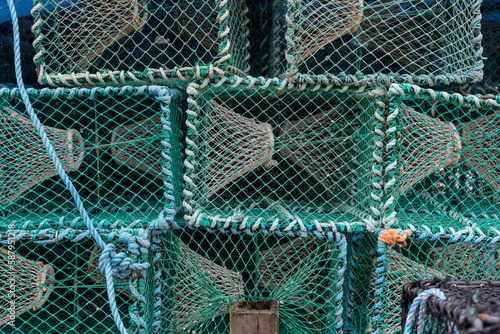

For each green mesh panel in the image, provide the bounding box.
[0,229,156,333]
[32,0,251,86]
[270,0,483,86]
[183,78,383,232]
[383,84,500,233]
[0,87,184,228]
[371,233,500,334]
[160,226,346,333]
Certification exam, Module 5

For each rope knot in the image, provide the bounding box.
[378,229,412,247]
[99,244,149,280]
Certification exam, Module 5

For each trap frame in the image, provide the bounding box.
[0,86,185,229]
[182,77,387,233]
[270,0,484,87]
[31,0,251,87]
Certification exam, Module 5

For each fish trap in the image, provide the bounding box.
[382,84,500,234]
[32,0,251,86]
[160,226,347,333]
[0,227,158,333]
[270,0,483,86]
[182,78,387,233]
[0,86,184,228]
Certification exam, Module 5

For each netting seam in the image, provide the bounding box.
[381,94,399,229]
[370,229,387,334]
[268,0,285,77]
[336,232,348,334]
[388,84,500,110]
[151,232,163,331]
[345,232,363,333]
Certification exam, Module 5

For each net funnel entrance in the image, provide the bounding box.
[0,248,54,326]
[50,0,149,73]
[33,0,251,86]
[0,86,184,228]
[183,79,382,232]
[1,108,84,205]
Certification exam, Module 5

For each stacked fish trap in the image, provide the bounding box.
[182,77,385,231]
[267,0,483,86]
[160,226,347,333]
[372,233,500,334]
[31,0,251,86]
[0,86,184,225]
[382,84,500,233]
[0,230,157,333]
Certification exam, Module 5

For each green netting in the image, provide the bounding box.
[269,0,483,86]
[371,231,500,334]
[0,229,156,333]
[383,84,500,234]
[32,0,251,86]
[160,226,346,333]
[0,86,184,228]
[183,78,384,232]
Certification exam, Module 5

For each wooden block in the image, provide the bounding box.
[230,300,279,334]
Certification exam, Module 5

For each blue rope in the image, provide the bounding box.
[403,289,446,334]
[7,1,145,332]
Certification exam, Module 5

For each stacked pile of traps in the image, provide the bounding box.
[0,0,499,333]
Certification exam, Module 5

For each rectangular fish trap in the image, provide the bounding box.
[0,86,184,228]
[371,230,500,334]
[32,0,251,86]
[402,278,500,334]
[270,0,483,86]
[160,226,347,333]
[183,77,386,233]
[0,228,159,333]
[382,84,500,234]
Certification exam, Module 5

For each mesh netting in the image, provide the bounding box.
[401,278,500,334]
[0,86,184,227]
[0,229,157,333]
[183,78,382,231]
[32,0,251,86]
[270,0,483,86]
[160,226,346,333]
[381,84,500,233]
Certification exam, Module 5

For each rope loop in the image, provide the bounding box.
[403,288,446,334]
[98,244,149,280]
